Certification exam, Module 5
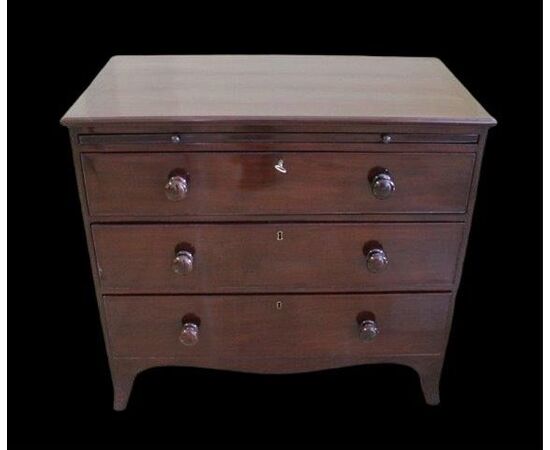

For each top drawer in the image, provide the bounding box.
[81,152,475,217]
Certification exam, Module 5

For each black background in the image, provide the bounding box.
[10,0,541,447]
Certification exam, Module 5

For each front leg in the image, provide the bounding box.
[410,357,444,405]
[111,360,138,411]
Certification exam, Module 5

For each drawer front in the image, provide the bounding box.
[82,152,475,216]
[105,293,451,365]
[93,223,463,293]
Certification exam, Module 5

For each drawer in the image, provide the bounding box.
[105,293,451,367]
[93,223,464,293]
[82,152,475,216]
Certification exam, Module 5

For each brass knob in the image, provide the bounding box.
[180,322,199,346]
[366,248,388,273]
[359,319,379,341]
[371,170,395,199]
[165,174,188,201]
[172,250,193,274]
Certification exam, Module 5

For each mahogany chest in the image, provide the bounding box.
[61,55,495,410]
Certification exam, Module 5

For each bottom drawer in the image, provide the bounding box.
[105,293,451,371]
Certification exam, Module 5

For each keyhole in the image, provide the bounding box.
[276,301,283,310]
[277,231,284,241]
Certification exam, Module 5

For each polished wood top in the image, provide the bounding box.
[61,55,495,126]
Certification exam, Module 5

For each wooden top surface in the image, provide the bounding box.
[61,55,495,126]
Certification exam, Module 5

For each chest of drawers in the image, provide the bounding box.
[61,55,495,410]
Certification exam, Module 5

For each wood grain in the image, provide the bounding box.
[104,293,451,364]
[60,55,495,126]
[61,55,496,409]
[82,152,476,217]
[92,223,464,294]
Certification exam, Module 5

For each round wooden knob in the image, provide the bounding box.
[366,248,388,273]
[180,322,199,346]
[359,319,379,341]
[371,170,395,199]
[172,250,193,274]
[165,174,188,201]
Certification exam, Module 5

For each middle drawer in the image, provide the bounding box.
[92,223,464,294]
